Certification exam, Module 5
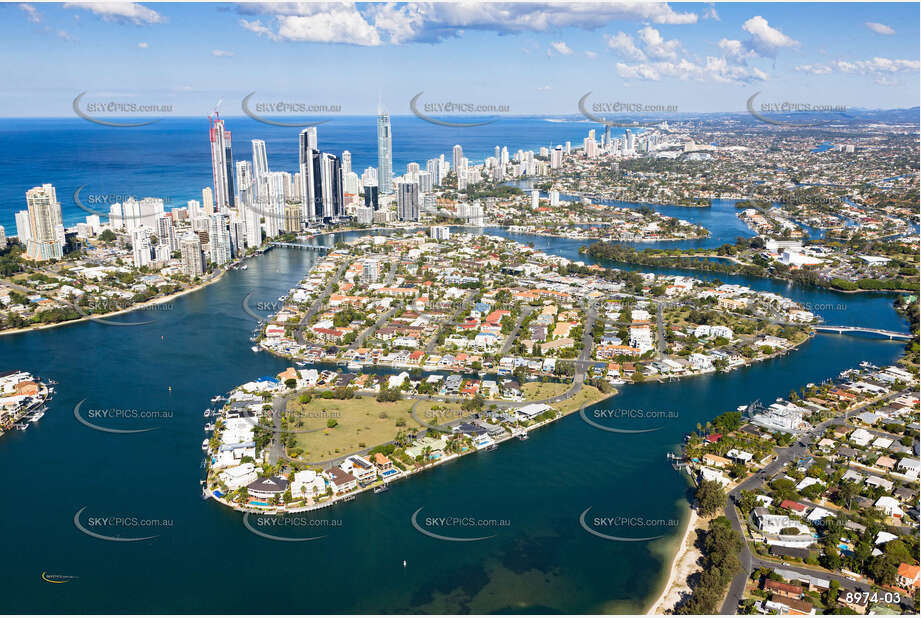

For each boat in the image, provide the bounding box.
[204,423,215,432]
[251,346,260,353]
[210,395,226,403]
[203,410,211,418]
[518,432,529,441]
[240,265,248,270]
[201,439,209,450]
[347,362,362,371]
[373,485,389,494]
[29,410,45,422]
[14,422,29,431]
[482,444,498,452]
[295,361,307,367]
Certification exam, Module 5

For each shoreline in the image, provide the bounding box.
[207,385,615,514]
[0,268,228,337]
[646,504,704,615]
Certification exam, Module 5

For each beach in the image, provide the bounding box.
[646,506,706,615]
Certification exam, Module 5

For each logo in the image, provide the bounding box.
[72,92,167,127]
[578,406,664,434]
[578,507,668,542]
[73,506,166,542]
[242,512,332,542]
[409,92,502,128]
[241,92,334,127]
[410,507,506,542]
[73,399,168,435]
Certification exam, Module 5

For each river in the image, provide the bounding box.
[0,228,907,614]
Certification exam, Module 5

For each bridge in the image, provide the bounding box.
[267,242,330,252]
[815,325,913,340]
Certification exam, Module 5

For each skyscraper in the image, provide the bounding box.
[208,214,231,266]
[377,104,393,194]
[23,184,64,261]
[299,128,319,223]
[397,182,419,222]
[317,152,344,219]
[452,145,464,181]
[341,150,352,175]
[180,232,204,279]
[209,113,234,212]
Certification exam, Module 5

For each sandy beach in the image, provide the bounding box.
[646,506,707,615]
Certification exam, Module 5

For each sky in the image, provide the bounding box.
[1,1,919,117]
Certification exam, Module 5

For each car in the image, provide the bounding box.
[846,576,856,582]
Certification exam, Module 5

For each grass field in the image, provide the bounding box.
[287,396,422,461]
[521,381,613,414]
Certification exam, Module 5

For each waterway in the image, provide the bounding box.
[0,225,908,613]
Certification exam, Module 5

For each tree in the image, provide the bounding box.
[696,480,727,516]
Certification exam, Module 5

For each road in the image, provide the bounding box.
[267,394,289,465]
[348,303,401,351]
[719,390,908,614]
[655,300,666,359]
[498,305,534,357]
[295,261,349,344]
[424,290,475,355]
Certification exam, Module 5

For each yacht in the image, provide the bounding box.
[29,410,45,422]
[201,439,210,451]
[204,423,215,432]
[14,422,29,431]
[373,485,389,494]
[347,361,362,371]
[251,346,260,353]
[210,395,226,403]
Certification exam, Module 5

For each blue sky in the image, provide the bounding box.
[2,2,918,116]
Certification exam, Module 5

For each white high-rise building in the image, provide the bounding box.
[156,215,178,253]
[0,226,6,250]
[202,187,214,216]
[430,225,450,241]
[531,190,540,209]
[341,150,352,175]
[23,184,64,261]
[180,232,204,279]
[551,146,563,169]
[377,104,393,194]
[362,259,379,284]
[132,225,153,268]
[549,189,560,206]
[452,145,464,183]
[15,210,32,244]
[85,215,101,236]
[209,114,234,212]
[208,214,232,266]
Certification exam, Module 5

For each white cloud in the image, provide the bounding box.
[865,22,895,35]
[64,2,165,25]
[703,5,719,21]
[615,57,766,83]
[19,3,41,23]
[794,64,832,75]
[536,84,552,91]
[237,2,698,45]
[795,57,920,76]
[212,49,234,57]
[241,4,381,45]
[585,50,597,59]
[875,76,898,86]
[548,41,573,55]
[138,41,148,48]
[56,29,76,41]
[741,15,798,57]
[604,31,646,61]
[637,25,681,59]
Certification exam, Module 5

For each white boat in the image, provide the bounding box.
[203,410,211,418]
[251,346,260,353]
[240,265,248,270]
[373,485,389,494]
[347,362,362,371]
[210,395,226,403]
[204,423,215,432]
[14,422,29,431]
[201,439,209,450]
[29,410,45,421]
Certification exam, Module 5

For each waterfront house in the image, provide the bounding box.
[247,476,289,501]
[324,467,358,494]
[291,470,327,498]
[219,463,257,491]
[373,453,394,473]
[703,454,731,468]
[896,563,920,592]
[341,456,377,484]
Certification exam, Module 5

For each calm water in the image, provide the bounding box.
[0,119,909,613]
